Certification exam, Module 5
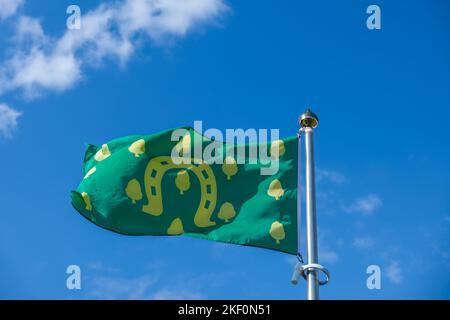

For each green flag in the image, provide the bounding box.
[71,126,298,254]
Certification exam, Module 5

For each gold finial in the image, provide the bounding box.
[299,108,319,128]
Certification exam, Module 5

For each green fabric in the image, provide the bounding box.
[71,127,298,254]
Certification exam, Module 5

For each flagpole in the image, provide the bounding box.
[300,109,320,300]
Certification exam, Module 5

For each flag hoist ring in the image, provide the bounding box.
[302,263,330,286]
[291,262,330,286]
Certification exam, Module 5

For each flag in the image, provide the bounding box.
[71,126,298,254]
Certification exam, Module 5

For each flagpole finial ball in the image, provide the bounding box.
[299,108,319,128]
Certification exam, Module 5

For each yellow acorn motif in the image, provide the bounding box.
[167,218,184,235]
[218,202,236,222]
[125,179,142,204]
[270,221,285,244]
[81,192,92,211]
[270,140,285,159]
[267,179,284,200]
[128,139,145,157]
[222,156,238,180]
[175,134,191,156]
[175,170,190,195]
[83,166,96,179]
[94,144,111,161]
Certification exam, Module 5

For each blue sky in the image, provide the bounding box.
[0,0,449,299]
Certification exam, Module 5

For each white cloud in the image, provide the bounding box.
[5,50,81,97]
[319,247,339,264]
[0,0,23,20]
[353,236,375,249]
[316,168,345,184]
[285,247,337,266]
[86,261,120,273]
[385,261,403,284]
[13,15,45,43]
[87,272,208,300]
[88,275,158,299]
[0,103,22,138]
[344,194,382,215]
[0,0,228,97]
[440,250,450,260]
[152,288,205,300]
[285,255,298,266]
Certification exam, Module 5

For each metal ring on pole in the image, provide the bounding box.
[300,263,330,286]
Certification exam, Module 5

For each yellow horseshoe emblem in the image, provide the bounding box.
[141,156,217,228]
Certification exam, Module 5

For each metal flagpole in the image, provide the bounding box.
[301,109,320,300]
[291,108,329,300]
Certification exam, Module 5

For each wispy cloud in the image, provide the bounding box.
[316,168,345,184]
[440,250,450,261]
[319,246,339,264]
[88,275,158,299]
[86,261,120,273]
[13,15,45,43]
[0,0,23,20]
[0,103,22,138]
[285,246,339,265]
[0,0,228,98]
[343,194,382,215]
[284,255,298,266]
[152,288,205,300]
[385,261,403,284]
[353,236,375,249]
[86,273,213,300]
[84,259,226,300]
